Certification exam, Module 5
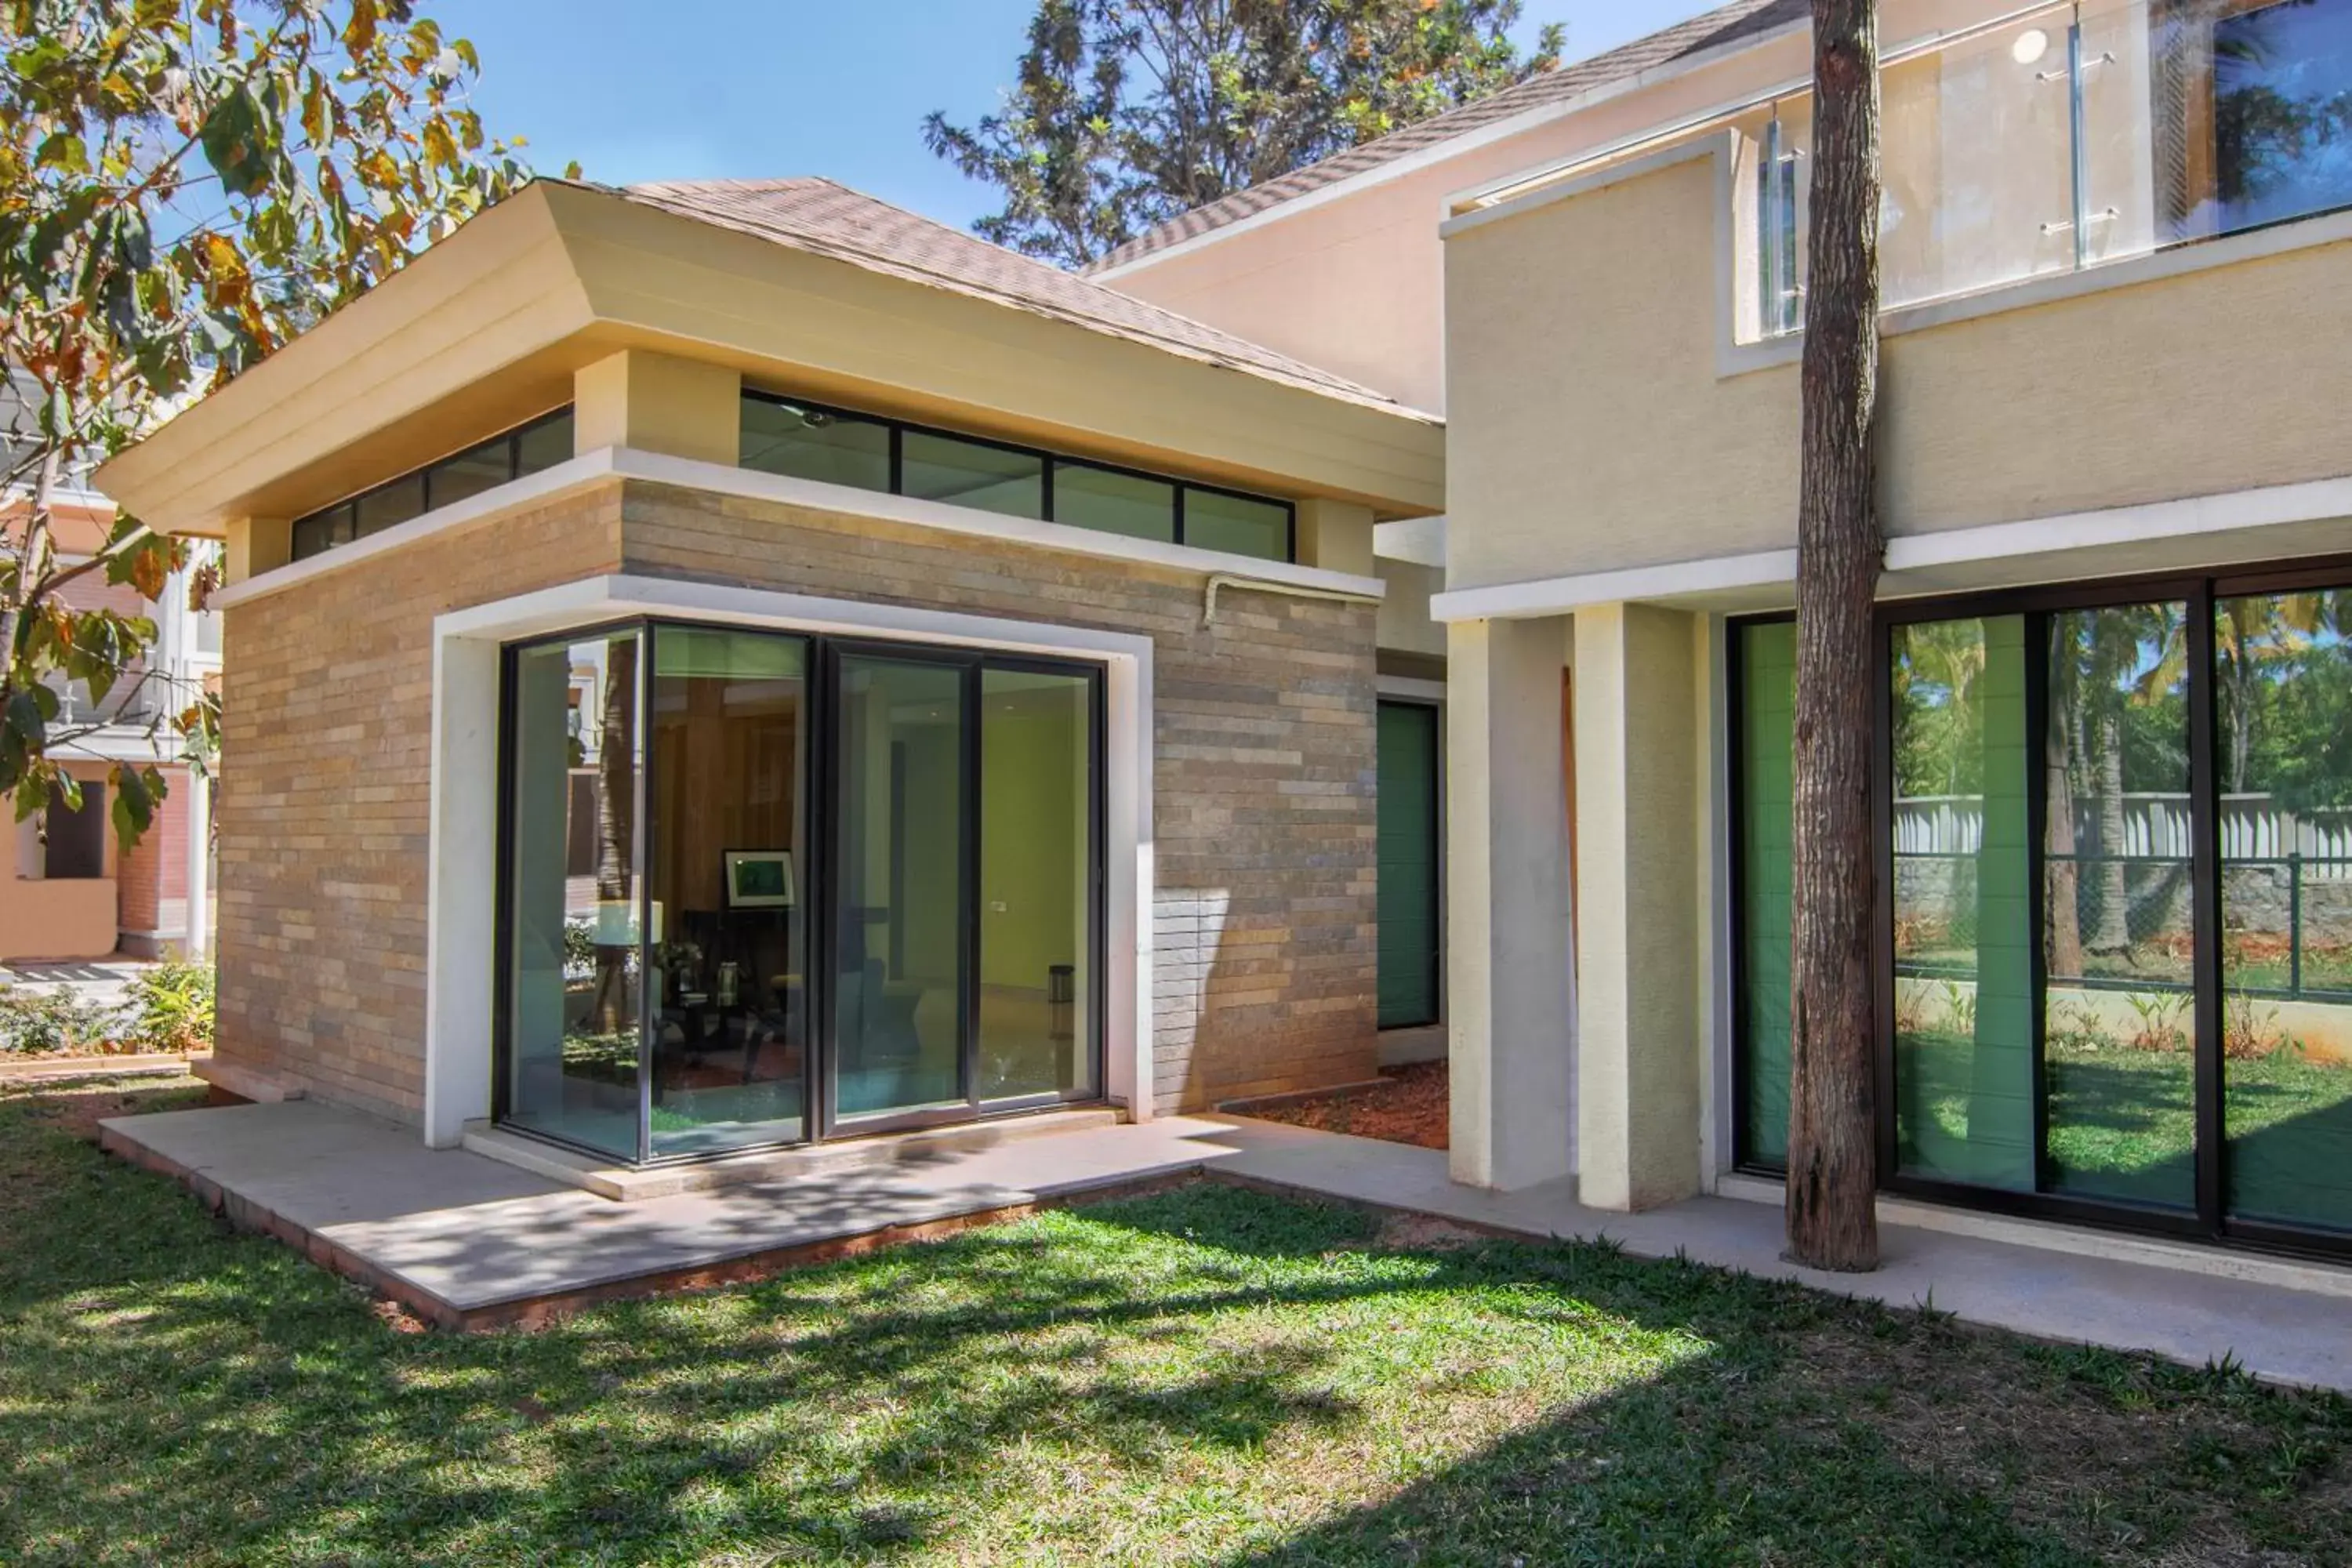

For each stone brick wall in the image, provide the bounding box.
[212,475,1375,1123]
[622,481,1380,1114]
[211,486,624,1120]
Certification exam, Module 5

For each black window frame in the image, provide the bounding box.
[1727,550,2352,1265]
[290,405,575,564]
[740,388,1298,564]
[492,615,1110,1168]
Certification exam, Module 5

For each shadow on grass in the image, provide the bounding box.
[3,1080,2350,1566]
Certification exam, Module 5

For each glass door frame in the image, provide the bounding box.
[492,616,1108,1166]
[1730,549,2352,1263]
[814,638,1109,1140]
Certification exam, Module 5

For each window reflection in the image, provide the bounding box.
[2218,588,2352,1233]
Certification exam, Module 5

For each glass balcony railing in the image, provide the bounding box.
[1747,0,2352,341]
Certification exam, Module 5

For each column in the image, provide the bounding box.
[1446,614,1575,1189]
[1573,601,1704,1211]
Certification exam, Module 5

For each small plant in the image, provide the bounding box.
[119,960,216,1054]
[0,985,122,1055]
[2048,997,2114,1052]
[2222,989,2288,1062]
[1892,981,1931,1036]
[1937,978,1978,1037]
[2122,991,2190,1054]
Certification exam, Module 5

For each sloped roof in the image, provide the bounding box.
[604,176,1433,419]
[1086,0,1807,274]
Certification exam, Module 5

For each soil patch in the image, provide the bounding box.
[1243,1061,1449,1149]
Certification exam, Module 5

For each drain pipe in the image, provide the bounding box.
[1203,573,1384,627]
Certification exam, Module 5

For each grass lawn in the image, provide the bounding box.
[5,1077,2352,1566]
[1898,1028,2352,1218]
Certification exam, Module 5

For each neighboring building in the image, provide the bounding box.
[1117,0,2352,1261]
[100,177,1443,1157]
[2,376,219,964]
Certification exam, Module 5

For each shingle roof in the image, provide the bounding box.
[598,176,1433,419]
[1086,0,1808,274]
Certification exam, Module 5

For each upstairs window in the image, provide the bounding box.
[1743,0,2352,342]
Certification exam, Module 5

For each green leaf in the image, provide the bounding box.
[34,131,87,173]
[110,763,160,848]
[3,688,46,750]
[199,85,274,198]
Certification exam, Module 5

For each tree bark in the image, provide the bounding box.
[592,635,640,1036]
[1787,0,1885,1274]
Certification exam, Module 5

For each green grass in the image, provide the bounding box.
[1898,1028,2352,1214]
[6,1078,2352,1566]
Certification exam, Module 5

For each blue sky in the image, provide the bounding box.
[452,2,1711,233]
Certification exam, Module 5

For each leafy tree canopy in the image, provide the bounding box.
[0,0,543,844]
[926,0,1564,269]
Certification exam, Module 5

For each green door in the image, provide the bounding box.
[1377,701,1441,1029]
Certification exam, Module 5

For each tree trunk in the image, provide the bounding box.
[2045,648,2084,983]
[1787,0,1885,1274]
[2089,704,2133,955]
[592,636,640,1035]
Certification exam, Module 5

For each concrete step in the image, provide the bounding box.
[463,1106,1126,1201]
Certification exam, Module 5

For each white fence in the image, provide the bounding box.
[1894,793,2352,879]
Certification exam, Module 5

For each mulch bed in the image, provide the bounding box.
[1240,1060,1449,1149]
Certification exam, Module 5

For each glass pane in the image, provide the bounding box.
[646,627,811,1155]
[290,507,344,561]
[1881,8,2078,310]
[1377,701,1442,1030]
[1737,622,1797,1166]
[901,430,1044,518]
[834,653,968,1119]
[978,668,1095,1100]
[1893,615,2035,1190]
[1054,463,1176,543]
[1737,100,1812,340]
[2043,603,2195,1207]
[2218,588,2352,1233]
[1182,488,1290,561]
[740,397,891,491]
[2152,0,2352,243]
[354,474,426,537]
[2079,0,2161,267]
[515,410,574,474]
[428,439,512,508]
[506,632,643,1161]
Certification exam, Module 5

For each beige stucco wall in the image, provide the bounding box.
[1101,25,1817,414]
[2,765,124,963]
[1445,148,2352,592]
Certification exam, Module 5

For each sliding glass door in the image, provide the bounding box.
[830,651,971,1123]
[499,622,1102,1163]
[1733,562,2352,1255]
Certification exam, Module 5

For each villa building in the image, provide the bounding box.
[99,176,1443,1161]
[101,0,2352,1267]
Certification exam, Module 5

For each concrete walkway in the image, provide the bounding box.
[100,1100,2352,1388]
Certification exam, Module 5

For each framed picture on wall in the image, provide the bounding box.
[724,849,796,909]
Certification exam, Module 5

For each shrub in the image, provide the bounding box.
[0,986,122,1055]
[118,960,216,1054]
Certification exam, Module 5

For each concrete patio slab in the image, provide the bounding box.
[99,1101,1247,1327]
[97,1100,2352,1390]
